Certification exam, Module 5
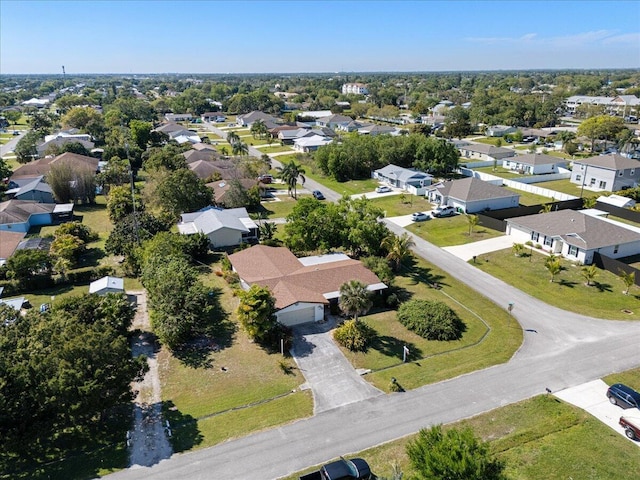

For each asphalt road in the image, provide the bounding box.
[0,130,25,157]
[107,125,640,479]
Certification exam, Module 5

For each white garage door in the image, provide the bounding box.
[277,306,316,327]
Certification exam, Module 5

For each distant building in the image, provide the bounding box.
[341,83,368,95]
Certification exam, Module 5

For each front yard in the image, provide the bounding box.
[405,213,503,247]
[473,248,640,320]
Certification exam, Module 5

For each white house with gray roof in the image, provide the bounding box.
[315,114,353,130]
[427,177,520,213]
[457,142,516,161]
[502,153,567,175]
[570,154,640,192]
[373,164,432,194]
[506,209,640,264]
[177,207,258,248]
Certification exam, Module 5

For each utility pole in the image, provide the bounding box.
[62,65,65,80]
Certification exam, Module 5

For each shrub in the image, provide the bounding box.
[333,319,375,352]
[397,300,466,341]
[386,293,400,308]
[525,240,533,247]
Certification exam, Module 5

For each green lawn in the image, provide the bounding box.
[504,186,554,205]
[285,393,640,480]
[471,137,505,146]
[256,145,293,154]
[253,195,299,218]
[368,194,434,217]
[529,178,582,197]
[342,257,521,392]
[473,248,640,320]
[405,213,503,247]
[160,261,313,451]
[304,171,379,196]
[473,166,526,179]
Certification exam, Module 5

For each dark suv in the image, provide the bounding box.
[607,383,640,410]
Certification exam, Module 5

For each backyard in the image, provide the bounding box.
[529,178,583,197]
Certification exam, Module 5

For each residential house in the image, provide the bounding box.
[277,128,311,145]
[236,111,279,128]
[89,276,125,295]
[337,120,367,132]
[457,142,516,162]
[358,124,398,136]
[297,110,332,120]
[183,149,216,164]
[177,207,258,248]
[0,231,26,266]
[506,209,640,264]
[486,125,517,137]
[11,152,99,181]
[293,135,332,153]
[341,83,368,95]
[427,177,520,213]
[502,153,567,175]
[36,135,95,157]
[570,154,640,192]
[596,194,636,208]
[22,98,50,108]
[155,122,187,135]
[315,114,353,130]
[228,245,386,326]
[201,112,226,123]
[373,164,432,193]
[207,179,259,206]
[0,199,61,232]
[4,176,55,203]
[164,113,193,122]
[564,95,640,117]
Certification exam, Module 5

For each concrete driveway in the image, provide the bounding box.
[555,379,640,446]
[387,212,433,228]
[443,235,515,261]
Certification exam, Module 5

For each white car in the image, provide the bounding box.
[411,212,430,222]
[375,186,392,193]
[431,206,456,218]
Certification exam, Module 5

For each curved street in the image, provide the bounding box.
[108,128,640,480]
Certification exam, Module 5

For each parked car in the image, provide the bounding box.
[375,185,392,193]
[619,416,640,440]
[12,130,20,135]
[431,205,456,218]
[258,174,273,184]
[312,190,325,200]
[411,212,430,222]
[299,457,372,480]
[607,383,640,410]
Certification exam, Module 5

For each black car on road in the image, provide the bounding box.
[312,190,325,200]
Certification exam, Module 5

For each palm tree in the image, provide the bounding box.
[250,119,268,140]
[258,221,277,241]
[581,264,598,286]
[338,280,373,322]
[227,131,240,145]
[276,159,306,198]
[619,269,636,295]
[512,243,525,257]
[556,131,576,153]
[539,203,553,214]
[382,233,415,272]
[466,214,479,236]
[232,140,249,156]
[544,255,561,282]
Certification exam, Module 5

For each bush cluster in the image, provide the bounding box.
[333,319,375,352]
[397,300,466,341]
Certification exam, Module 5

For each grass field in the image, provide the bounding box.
[473,248,640,320]
[256,145,293,154]
[368,194,434,217]
[303,171,379,196]
[473,166,527,179]
[504,186,553,205]
[285,392,640,480]
[253,195,300,219]
[405,213,503,247]
[341,256,521,392]
[530,178,583,197]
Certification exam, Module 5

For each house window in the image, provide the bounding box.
[568,245,578,256]
[632,169,635,176]
[544,236,553,247]
[614,245,619,254]
[599,180,607,189]
[531,232,539,242]
[590,178,596,186]
[575,174,581,182]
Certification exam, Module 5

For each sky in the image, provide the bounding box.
[1,0,639,74]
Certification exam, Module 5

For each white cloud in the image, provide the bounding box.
[464,33,537,45]
[602,32,640,45]
[465,29,640,49]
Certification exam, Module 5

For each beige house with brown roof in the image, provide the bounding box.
[229,245,386,326]
[11,152,99,181]
[0,231,27,266]
[506,209,640,264]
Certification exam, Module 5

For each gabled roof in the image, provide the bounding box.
[228,245,384,309]
[507,209,640,250]
[375,164,431,182]
[510,153,566,166]
[317,114,352,124]
[457,143,515,156]
[358,124,397,134]
[89,276,124,294]
[178,207,256,236]
[184,149,216,163]
[11,152,99,180]
[5,175,53,197]
[192,143,218,152]
[431,177,519,202]
[294,136,332,148]
[207,179,258,204]
[0,200,55,225]
[237,111,278,124]
[155,122,186,134]
[0,231,27,261]
[574,154,640,171]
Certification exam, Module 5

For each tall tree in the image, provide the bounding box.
[277,159,306,198]
[232,140,249,156]
[236,284,278,343]
[149,168,213,218]
[619,269,636,295]
[338,280,373,322]
[382,233,415,272]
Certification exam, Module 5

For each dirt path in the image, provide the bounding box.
[127,290,173,468]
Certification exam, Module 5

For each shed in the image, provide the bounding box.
[89,276,125,295]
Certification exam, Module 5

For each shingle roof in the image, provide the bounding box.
[507,209,640,250]
[433,177,518,202]
[11,152,98,180]
[375,164,431,183]
[317,114,352,124]
[574,154,640,171]
[458,143,515,156]
[229,245,383,309]
[179,207,256,235]
[0,200,55,225]
[511,153,566,166]
[0,231,26,260]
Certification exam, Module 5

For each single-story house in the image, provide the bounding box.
[11,152,99,181]
[315,114,353,130]
[36,135,95,157]
[427,177,520,213]
[201,112,226,123]
[358,124,398,136]
[165,113,193,122]
[457,143,516,161]
[337,120,366,132]
[184,149,216,164]
[502,153,567,175]
[297,110,332,120]
[293,135,332,153]
[596,194,636,208]
[207,179,259,206]
[373,164,432,192]
[0,297,27,312]
[506,209,640,264]
[278,128,311,144]
[570,154,640,192]
[4,176,55,203]
[155,122,187,135]
[0,231,27,266]
[177,206,258,248]
[0,199,59,232]
[228,245,386,326]
[236,111,279,128]
[486,125,517,137]
[89,276,125,295]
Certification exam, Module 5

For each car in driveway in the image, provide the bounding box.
[375,185,392,193]
[312,190,325,200]
[411,212,430,222]
[620,416,640,440]
[431,205,456,218]
[607,383,640,410]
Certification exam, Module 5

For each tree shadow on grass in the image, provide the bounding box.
[162,401,203,454]
[369,335,423,362]
[558,279,578,288]
[401,258,447,288]
[76,247,106,268]
[592,281,613,293]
